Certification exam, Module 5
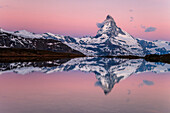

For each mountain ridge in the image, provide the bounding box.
[0,15,169,56]
[0,30,84,55]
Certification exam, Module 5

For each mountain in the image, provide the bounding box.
[44,15,145,56]
[0,57,170,94]
[0,15,169,56]
[0,30,83,55]
[42,15,169,56]
[137,38,170,55]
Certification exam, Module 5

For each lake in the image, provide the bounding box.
[0,57,170,113]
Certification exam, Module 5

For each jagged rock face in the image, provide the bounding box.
[97,15,125,37]
[0,32,83,55]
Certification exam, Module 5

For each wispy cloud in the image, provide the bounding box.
[129,9,133,12]
[130,17,134,22]
[96,22,104,28]
[145,27,157,32]
[129,9,134,22]
[140,25,157,32]
[140,25,146,29]
[0,5,8,8]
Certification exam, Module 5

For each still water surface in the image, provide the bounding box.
[0,57,170,113]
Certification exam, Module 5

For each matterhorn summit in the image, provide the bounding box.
[97,15,125,37]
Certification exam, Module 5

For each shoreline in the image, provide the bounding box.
[0,48,169,64]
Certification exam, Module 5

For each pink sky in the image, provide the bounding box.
[0,0,170,41]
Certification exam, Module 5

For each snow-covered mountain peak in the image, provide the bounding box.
[13,30,43,39]
[14,30,30,33]
[105,15,117,27]
[106,15,114,20]
[1,29,43,39]
[97,15,125,37]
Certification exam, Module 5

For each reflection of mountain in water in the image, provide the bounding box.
[0,57,170,94]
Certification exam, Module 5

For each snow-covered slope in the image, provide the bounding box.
[137,38,170,55]
[13,30,43,39]
[0,30,83,55]
[0,15,169,56]
[1,29,43,39]
[44,15,145,56]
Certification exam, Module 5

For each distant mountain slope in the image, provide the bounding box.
[0,31,83,55]
[0,15,169,56]
[137,38,170,55]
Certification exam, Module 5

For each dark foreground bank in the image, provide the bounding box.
[0,48,85,62]
[0,48,169,64]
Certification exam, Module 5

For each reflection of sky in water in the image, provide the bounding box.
[0,72,170,113]
[0,58,170,113]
